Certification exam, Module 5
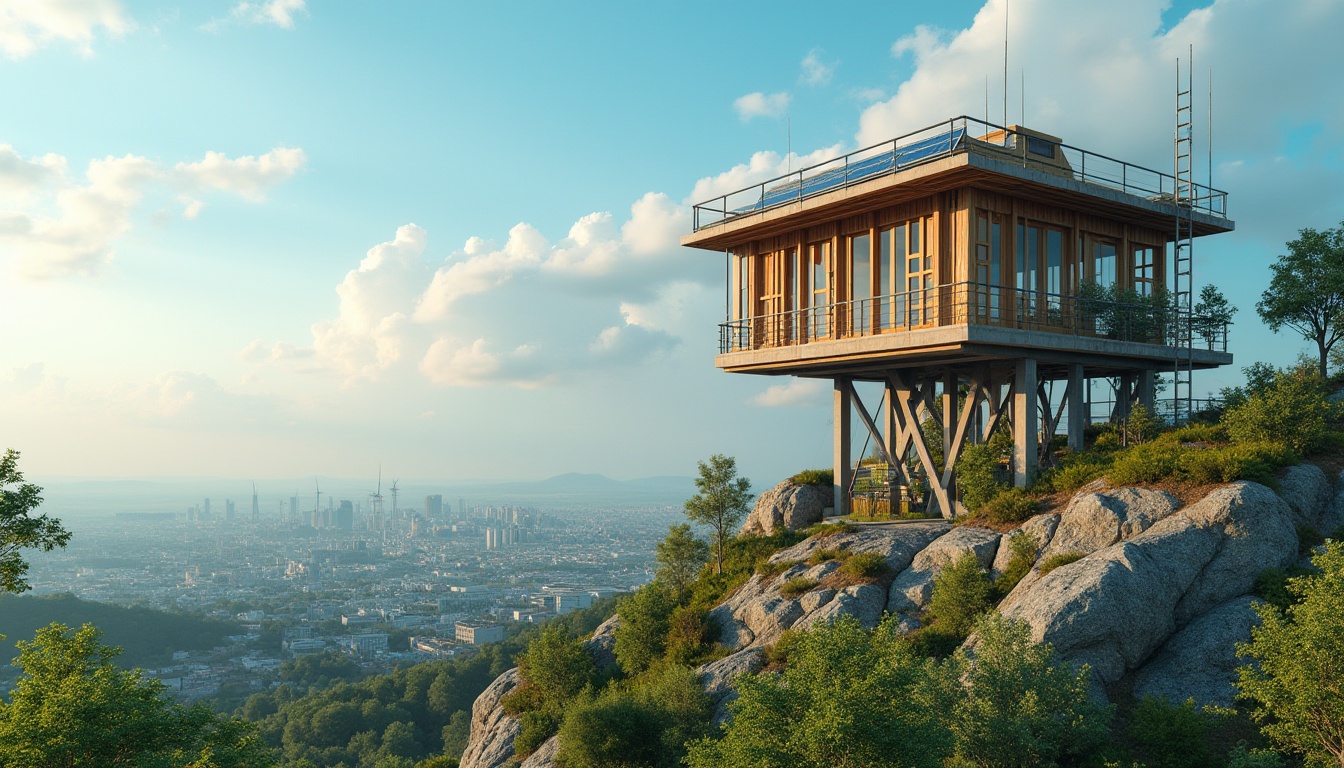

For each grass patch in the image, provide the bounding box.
[981,488,1039,525]
[778,577,818,598]
[755,558,800,578]
[992,532,1038,596]
[837,551,890,582]
[789,468,834,486]
[1037,552,1085,575]
[805,548,848,566]
[802,522,854,538]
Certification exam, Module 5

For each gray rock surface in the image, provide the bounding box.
[586,614,621,670]
[768,522,949,571]
[459,667,522,768]
[697,648,765,727]
[888,526,1000,614]
[991,513,1059,577]
[1040,487,1180,561]
[1276,464,1332,531]
[1132,596,1263,708]
[795,582,887,631]
[520,736,560,768]
[741,480,831,535]
[1000,482,1297,687]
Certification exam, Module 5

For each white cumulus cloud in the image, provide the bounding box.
[751,378,828,407]
[0,0,131,59]
[733,91,791,121]
[800,48,835,86]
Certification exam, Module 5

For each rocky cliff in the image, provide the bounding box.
[459,467,1342,768]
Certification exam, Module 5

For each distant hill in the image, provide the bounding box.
[0,593,238,670]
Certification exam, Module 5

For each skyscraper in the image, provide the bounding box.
[425,495,442,519]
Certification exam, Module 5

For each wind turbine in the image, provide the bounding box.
[314,477,323,528]
[369,466,385,531]
[389,480,400,528]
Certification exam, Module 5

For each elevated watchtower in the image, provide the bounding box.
[682,117,1234,519]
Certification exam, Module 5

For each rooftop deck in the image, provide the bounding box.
[689,116,1230,238]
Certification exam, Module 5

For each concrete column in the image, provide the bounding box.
[1115,373,1135,422]
[942,369,957,470]
[833,379,852,517]
[1013,358,1039,488]
[1138,369,1156,413]
[1067,363,1085,453]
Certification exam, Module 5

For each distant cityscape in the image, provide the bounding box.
[21,483,684,701]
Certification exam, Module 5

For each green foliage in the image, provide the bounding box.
[1237,541,1344,766]
[614,584,675,676]
[1128,697,1218,768]
[1253,567,1317,612]
[1225,742,1286,768]
[517,623,599,706]
[955,432,1012,513]
[1194,284,1238,349]
[1123,403,1161,445]
[1034,448,1115,494]
[837,551,889,582]
[688,530,805,612]
[0,592,239,670]
[515,710,560,757]
[663,605,715,667]
[655,524,710,596]
[685,614,953,768]
[801,521,853,538]
[778,576,817,598]
[0,622,275,768]
[1079,280,1178,344]
[993,532,1038,596]
[555,665,711,768]
[277,650,363,689]
[1222,368,1342,455]
[980,487,1039,525]
[0,450,71,594]
[805,547,846,566]
[1104,434,1298,487]
[788,468,834,487]
[1256,222,1344,378]
[1038,552,1085,576]
[754,558,799,578]
[947,614,1111,766]
[924,553,993,639]
[683,454,753,575]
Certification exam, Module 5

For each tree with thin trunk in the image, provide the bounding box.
[1256,223,1344,378]
[1,449,70,594]
[682,455,752,575]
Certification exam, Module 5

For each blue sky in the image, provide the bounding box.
[2,0,1342,489]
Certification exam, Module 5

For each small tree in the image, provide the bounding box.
[613,583,674,676]
[0,449,71,594]
[1193,284,1238,349]
[1237,541,1344,766]
[1256,223,1344,378]
[683,455,752,575]
[655,524,710,595]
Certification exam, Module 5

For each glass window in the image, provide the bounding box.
[810,242,830,338]
[850,234,872,334]
[1093,242,1117,288]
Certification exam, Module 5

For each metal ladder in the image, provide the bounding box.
[1172,49,1195,425]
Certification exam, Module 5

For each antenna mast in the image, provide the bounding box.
[1003,0,1009,128]
[1172,46,1196,425]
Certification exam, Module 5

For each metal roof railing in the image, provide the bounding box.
[691,116,1230,231]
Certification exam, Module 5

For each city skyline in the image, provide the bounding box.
[3,0,1343,487]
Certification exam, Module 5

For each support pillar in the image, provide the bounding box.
[833,379,852,517]
[1067,363,1085,453]
[1115,373,1135,422]
[942,370,958,475]
[1013,358,1039,488]
[1138,369,1156,413]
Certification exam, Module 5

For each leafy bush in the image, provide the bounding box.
[981,488,1039,525]
[789,468,834,487]
[754,558,799,578]
[1253,566,1316,612]
[1225,743,1285,768]
[1034,449,1114,494]
[806,548,847,566]
[1222,370,1342,455]
[956,432,1013,512]
[763,628,802,668]
[802,521,853,538]
[838,551,890,582]
[664,605,715,666]
[688,530,806,611]
[1128,697,1218,768]
[993,532,1038,597]
[507,623,598,715]
[1038,552,1084,575]
[779,576,817,598]
[925,553,993,638]
[614,584,675,676]
[555,666,712,768]
[514,710,560,757]
[1108,441,1183,485]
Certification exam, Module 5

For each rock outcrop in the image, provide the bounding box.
[697,648,765,727]
[1039,487,1180,561]
[740,479,830,535]
[459,668,523,768]
[1131,596,1263,707]
[999,482,1297,688]
[887,526,1000,615]
[1277,464,1333,531]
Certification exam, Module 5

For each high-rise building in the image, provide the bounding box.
[225,499,236,522]
[425,495,442,518]
[202,498,211,520]
[335,501,354,530]
[252,485,260,519]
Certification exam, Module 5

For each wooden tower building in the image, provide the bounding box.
[681,117,1234,519]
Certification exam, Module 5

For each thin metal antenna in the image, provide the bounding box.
[786,113,792,175]
[1003,0,1009,128]
[1021,69,1025,126]
[1208,68,1213,194]
[985,74,989,127]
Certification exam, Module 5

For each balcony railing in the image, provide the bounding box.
[718,282,1230,355]
[692,116,1230,231]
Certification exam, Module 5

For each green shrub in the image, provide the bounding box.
[789,468,834,487]
[902,625,963,659]
[802,522,853,538]
[838,552,890,582]
[806,548,847,566]
[515,710,560,757]
[1170,423,1228,443]
[763,628,802,667]
[1221,371,1342,455]
[664,605,714,666]
[981,488,1039,525]
[993,533,1037,597]
[614,583,675,676]
[924,552,993,638]
[1037,552,1084,575]
[1128,697,1218,768]
[1253,566,1316,612]
[779,576,817,598]
[555,666,711,768]
[510,623,597,713]
[1109,441,1183,485]
[754,558,799,578]
[1034,449,1114,494]
[1225,743,1285,768]
[956,432,1012,512]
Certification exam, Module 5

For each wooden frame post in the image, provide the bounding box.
[1013,358,1039,488]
